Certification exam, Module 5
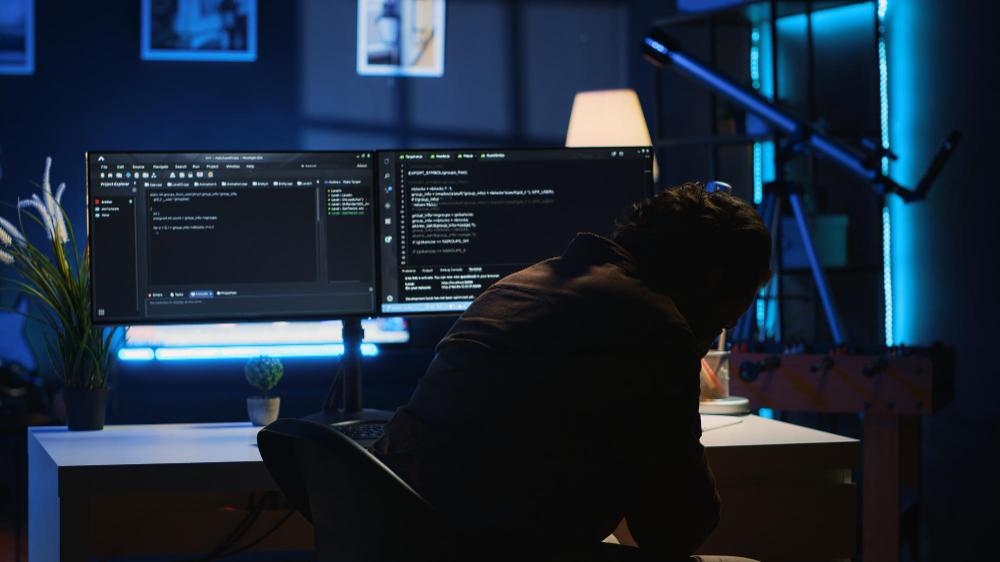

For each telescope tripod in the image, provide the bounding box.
[735,180,847,345]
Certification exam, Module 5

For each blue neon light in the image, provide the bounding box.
[882,206,893,345]
[751,27,764,205]
[877,1,893,346]
[758,408,775,419]
[117,344,379,361]
[752,143,764,205]
[750,24,773,335]
[119,348,154,361]
[879,38,890,175]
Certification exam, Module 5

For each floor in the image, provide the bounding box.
[1,510,316,562]
[0,512,27,562]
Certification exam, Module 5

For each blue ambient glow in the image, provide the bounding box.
[885,0,920,345]
[758,408,775,419]
[118,344,379,361]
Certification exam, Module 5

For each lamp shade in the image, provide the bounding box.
[566,89,657,180]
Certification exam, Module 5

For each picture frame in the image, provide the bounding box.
[141,0,257,62]
[357,0,445,77]
[0,0,34,75]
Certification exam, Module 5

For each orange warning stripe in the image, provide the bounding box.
[779,366,828,410]
[886,367,932,406]
[830,366,881,408]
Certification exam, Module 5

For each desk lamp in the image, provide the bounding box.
[566,89,659,182]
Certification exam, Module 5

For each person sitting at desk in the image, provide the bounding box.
[370,183,773,561]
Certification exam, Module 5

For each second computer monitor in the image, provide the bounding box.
[377,147,654,314]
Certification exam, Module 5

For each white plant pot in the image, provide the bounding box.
[247,397,280,426]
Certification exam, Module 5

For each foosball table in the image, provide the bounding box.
[724,343,954,562]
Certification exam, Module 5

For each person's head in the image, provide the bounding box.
[613,182,772,353]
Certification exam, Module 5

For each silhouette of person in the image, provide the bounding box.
[371,183,773,561]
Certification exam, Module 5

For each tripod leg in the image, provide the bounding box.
[788,193,847,343]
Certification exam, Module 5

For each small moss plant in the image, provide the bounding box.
[245,355,283,399]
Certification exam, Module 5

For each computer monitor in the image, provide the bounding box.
[376,146,654,315]
[86,151,378,325]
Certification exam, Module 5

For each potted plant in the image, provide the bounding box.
[1,158,121,430]
[245,355,283,426]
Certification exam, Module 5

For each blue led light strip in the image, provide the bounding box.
[751,26,766,331]
[750,27,764,205]
[119,344,379,361]
[882,207,893,346]
[877,0,893,346]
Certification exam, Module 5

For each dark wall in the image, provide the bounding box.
[885,0,1000,559]
[0,0,300,240]
[0,0,302,364]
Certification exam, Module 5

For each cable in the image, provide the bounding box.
[197,492,270,561]
[321,363,345,412]
[216,508,297,558]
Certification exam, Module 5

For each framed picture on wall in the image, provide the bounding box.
[357,0,445,77]
[0,0,34,75]
[141,0,257,62]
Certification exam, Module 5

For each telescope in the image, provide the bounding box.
[642,28,960,203]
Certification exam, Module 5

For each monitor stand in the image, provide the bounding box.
[302,318,395,425]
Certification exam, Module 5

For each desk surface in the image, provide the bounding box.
[700,414,855,446]
[30,422,262,467]
[29,414,857,477]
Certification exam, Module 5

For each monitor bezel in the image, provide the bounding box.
[372,145,656,318]
[85,150,381,326]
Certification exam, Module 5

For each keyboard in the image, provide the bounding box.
[332,421,386,443]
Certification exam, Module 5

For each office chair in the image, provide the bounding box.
[257,418,461,562]
[258,419,761,562]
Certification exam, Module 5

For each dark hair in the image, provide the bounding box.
[613,182,772,296]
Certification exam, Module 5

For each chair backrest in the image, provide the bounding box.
[257,418,452,562]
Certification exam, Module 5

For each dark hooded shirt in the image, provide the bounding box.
[370,233,720,558]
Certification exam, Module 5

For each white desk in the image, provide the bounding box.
[613,415,859,561]
[29,416,858,561]
[27,423,313,561]
[699,415,858,561]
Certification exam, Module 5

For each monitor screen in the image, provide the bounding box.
[87,152,378,324]
[376,146,654,314]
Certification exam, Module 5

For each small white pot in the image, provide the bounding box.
[247,397,280,426]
